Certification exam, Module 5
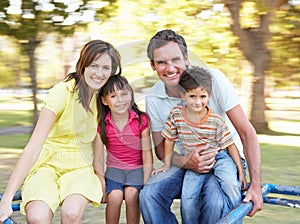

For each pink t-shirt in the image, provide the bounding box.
[101,110,149,170]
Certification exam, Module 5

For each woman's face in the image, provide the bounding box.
[84,53,112,91]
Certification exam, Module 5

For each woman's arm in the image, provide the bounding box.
[0,108,56,222]
[141,127,153,184]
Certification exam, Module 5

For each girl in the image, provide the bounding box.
[0,40,121,224]
[94,75,153,224]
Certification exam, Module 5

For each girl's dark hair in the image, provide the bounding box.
[97,75,149,145]
[147,29,188,61]
[179,66,212,95]
[65,40,122,111]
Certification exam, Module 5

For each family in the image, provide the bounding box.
[0,29,263,224]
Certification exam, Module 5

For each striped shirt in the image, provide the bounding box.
[162,105,234,154]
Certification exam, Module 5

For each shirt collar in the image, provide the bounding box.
[104,109,139,124]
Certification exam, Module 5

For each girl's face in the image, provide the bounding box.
[101,86,132,115]
[84,53,112,92]
[181,86,210,114]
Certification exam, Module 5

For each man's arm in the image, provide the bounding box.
[151,132,217,173]
[226,105,263,216]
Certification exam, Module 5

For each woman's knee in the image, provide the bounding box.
[26,201,53,224]
[61,194,88,223]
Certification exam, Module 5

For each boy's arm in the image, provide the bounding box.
[227,144,248,190]
[141,127,153,184]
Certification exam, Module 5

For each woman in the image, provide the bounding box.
[0,40,121,224]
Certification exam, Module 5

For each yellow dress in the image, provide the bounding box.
[20,79,102,214]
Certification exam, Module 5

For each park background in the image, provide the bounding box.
[0,0,299,223]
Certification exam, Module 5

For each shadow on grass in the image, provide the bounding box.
[0,134,30,149]
[258,129,300,137]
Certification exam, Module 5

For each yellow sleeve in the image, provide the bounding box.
[43,82,68,116]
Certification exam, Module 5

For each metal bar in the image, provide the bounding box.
[11,204,20,212]
[3,217,18,224]
[263,183,300,196]
[0,191,22,201]
[217,183,300,223]
[216,201,253,224]
[264,196,300,208]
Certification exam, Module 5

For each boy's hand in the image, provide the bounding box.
[239,175,248,191]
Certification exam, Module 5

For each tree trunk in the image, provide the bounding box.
[23,38,39,123]
[250,52,268,131]
[224,0,270,133]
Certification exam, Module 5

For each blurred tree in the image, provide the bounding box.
[0,0,118,122]
[223,0,292,132]
[270,2,300,88]
[109,0,299,133]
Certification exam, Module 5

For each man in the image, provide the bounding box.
[139,29,263,224]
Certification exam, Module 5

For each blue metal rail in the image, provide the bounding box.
[1,184,300,224]
[217,183,300,224]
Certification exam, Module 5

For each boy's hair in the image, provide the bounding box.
[147,29,187,61]
[97,75,149,145]
[179,66,212,95]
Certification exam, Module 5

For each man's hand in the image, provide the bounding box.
[182,145,218,173]
[243,184,263,217]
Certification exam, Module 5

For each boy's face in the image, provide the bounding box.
[151,41,189,87]
[181,87,210,114]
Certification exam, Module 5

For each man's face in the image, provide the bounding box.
[151,41,189,87]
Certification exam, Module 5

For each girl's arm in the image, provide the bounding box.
[227,144,248,191]
[152,139,174,175]
[0,108,56,222]
[141,126,153,184]
[93,133,106,203]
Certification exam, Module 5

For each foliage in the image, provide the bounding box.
[269,4,300,87]
[0,134,30,149]
[0,110,33,127]
[0,0,299,126]
[0,0,119,121]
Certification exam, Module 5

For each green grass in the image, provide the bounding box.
[0,134,30,149]
[243,142,300,224]
[261,143,300,186]
[0,111,33,127]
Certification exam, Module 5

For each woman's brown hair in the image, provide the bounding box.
[65,40,122,111]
